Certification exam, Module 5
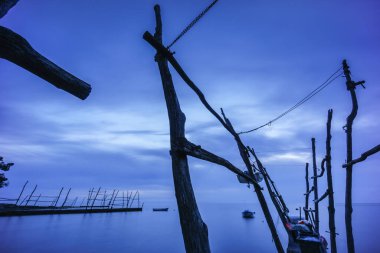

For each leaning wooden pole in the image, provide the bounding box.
[326,109,337,253]
[0,26,91,100]
[146,5,210,253]
[311,138,319,233]
[342,59,362,253]
[15,180,28,205]
[221,110,284,253]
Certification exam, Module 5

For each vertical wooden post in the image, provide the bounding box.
[343,59,363,253]
[311,138,319,233]
[148,5,211,253]
[326,109,337,253]
[15,180,28,205]
[304,163,310,220]
[137,191,140,208]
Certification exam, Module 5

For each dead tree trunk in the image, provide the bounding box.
[304,163,310,220]
[311,138,319,233]
[144,12,283,252]
[342,59,364,253]
[326,109,337,253]
[148,5,210,253]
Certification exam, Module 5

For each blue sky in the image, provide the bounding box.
[1,0,380,205]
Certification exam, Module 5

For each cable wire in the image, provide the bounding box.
[238,67,343,135]
[167,0,219,49]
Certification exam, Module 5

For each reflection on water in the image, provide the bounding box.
[1,203,379,252]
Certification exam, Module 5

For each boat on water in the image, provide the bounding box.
[242,210,255,218]
[153,208,169,211]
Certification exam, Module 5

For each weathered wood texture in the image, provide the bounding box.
[178,138,261,188]
[0,26,91,99]
[311,137,319,233]
[149,5,210,253]
[220,110,284,253]
[343,59,358,253]
[0,0,18,18]
[342,144,380,168]
[247,146,289,231]
[144,13,283,253]
[304,163,310,220]
[326,109,337,253]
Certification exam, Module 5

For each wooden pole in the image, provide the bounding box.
[144,5,211,253]
[221,110,284,253]
[91,187,101,209]
[25,184,37,206]
[54,187,64,207]
[311,138,319,233]
[34,194,41,206]
[0,26,91,100]
[342,59,364,253]
[129,191,138,208]
[343,144,380,168]
[247,147,289,231]
[61,188,71,208]
[15,180,28,205]
[326,109,337,253]
[304,163,310,220]
[108,190,116,208]
[111,190,119,209]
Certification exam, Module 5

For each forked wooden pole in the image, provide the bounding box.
[145,5,210,253]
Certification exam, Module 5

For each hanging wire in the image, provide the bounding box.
[238,67,343,135]
[167,0,219,49]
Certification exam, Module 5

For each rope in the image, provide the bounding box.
[167,0,219,49]
[238,67,343,135]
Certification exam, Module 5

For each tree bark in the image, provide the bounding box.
[144,12,283,253]
[0,26,91,100]
[343,144,380,168]
[147,5,210,253]
[311,137,319,233]
[326,109,337,253]
[0,0,18,19]
[304,163,310,220]
[343,59,358,253]
[178,138,261,188]
[221,110,284,253]
[248,147,289,231]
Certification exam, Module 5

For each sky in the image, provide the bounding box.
[1,0,380,206]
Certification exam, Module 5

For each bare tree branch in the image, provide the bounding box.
[342,144,380,168]
[0,26,91,100]
[315,189,329,204]
[175,138,262,189]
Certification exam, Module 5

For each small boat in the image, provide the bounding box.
[153,208,169,211]
[242,210,255,218]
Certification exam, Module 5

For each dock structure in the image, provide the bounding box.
[0,183,143,216]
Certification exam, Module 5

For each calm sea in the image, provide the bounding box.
[0,202,379,253]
